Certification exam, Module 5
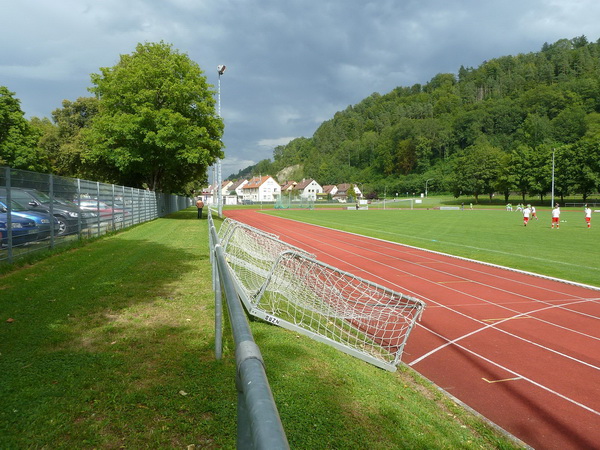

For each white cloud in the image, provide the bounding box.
[258,137,298,148]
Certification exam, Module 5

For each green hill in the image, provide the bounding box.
[234,36,600,203]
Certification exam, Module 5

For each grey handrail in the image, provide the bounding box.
[209,213,289,449]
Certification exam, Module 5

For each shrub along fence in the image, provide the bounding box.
[0,166,192,264]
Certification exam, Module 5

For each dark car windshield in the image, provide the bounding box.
[0,198,30,212]
[29,191,78,208]
[29,190,53,204]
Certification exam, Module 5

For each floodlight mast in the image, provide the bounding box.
[551,148,555,208]
[425,178,433,197]
[216,65,226,217]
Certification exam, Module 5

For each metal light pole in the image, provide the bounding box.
[383,186,387,210]
[551,148,555,208]
[216,64,226,217]
[425,178,433,197]
[356,183,364,199]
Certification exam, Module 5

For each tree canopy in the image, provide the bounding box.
[2,42,223,195]
[84,42,224,193]
[0,87,45,171]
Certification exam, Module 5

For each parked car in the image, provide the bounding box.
[0,199,60,240]
[74,199,127,222]
[0,188,97,236]
[0,208,39,247]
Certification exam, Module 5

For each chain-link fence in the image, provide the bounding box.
[1,166,192,264]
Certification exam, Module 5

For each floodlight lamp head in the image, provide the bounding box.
[217,65,226,75]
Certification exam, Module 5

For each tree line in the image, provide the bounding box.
[233,36,600,203]
[0,42,223,195]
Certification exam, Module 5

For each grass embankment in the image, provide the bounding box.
[266,206,599,288]
[1,208,522,449]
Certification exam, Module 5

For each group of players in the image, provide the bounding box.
[519,203,592,228]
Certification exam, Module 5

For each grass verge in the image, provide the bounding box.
[1,208,523,449]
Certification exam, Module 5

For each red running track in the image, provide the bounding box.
[225,210,600,450]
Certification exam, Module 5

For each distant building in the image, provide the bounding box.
[322,185,338,196]
[321,185,338,200]
[332,184,362,202]
[229,179,249,203]
[295,179,323,200]
[242,175,281,202]
[280,180,297,193]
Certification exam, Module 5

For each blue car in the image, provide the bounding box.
[0,199,60,240]
[0,208,39,247]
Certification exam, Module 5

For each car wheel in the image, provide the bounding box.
[55,216,68,235]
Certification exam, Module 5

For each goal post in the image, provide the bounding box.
[381,197,414,210]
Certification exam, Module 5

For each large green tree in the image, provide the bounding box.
[0,86,46,171]
[85,42,224,193]
[450,142,504,202]
[34,97,100,177]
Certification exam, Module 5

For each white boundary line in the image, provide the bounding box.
[410,323,600,417]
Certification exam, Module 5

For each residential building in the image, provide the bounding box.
[280,180,297,194]
[220,180,233,196]
[295,179,323,201]
[229,179,248,202]
[242,175,281,202]
[321,185,338,200]
[332,183,361,202]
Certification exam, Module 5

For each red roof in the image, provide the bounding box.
[242,175,270,189]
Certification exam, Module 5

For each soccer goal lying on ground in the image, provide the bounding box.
[218,218,426,371]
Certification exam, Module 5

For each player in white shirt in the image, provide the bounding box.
[523,205,531,226]
[531,205,538,220]
[584,205,592,228]
[551,203,560,229]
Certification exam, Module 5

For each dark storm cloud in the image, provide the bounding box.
[1,0,599,177]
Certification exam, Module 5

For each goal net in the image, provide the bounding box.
[219,218,426,371]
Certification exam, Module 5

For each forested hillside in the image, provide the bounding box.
[235,36,600,202]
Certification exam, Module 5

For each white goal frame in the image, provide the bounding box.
[218,218,426,371]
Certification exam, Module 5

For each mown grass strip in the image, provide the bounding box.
[1,208,522,449]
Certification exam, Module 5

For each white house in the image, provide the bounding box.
[220,180,233,196]
[229,179,248,203]
[332,183,362,202]
[295,179,323,201]
[280,180,297,194]
[322,185,338,197]
[242,175,281,202]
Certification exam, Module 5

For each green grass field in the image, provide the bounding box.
[264,206,600,288]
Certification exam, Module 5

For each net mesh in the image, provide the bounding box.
[220,218,425,370]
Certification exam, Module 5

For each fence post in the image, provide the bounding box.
[5,167,13,263]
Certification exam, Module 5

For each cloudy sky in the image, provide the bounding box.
[2,1,599,178]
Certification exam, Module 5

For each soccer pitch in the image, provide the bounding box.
[264,207,600,288]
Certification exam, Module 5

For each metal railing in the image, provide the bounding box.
[208,212,289,450]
